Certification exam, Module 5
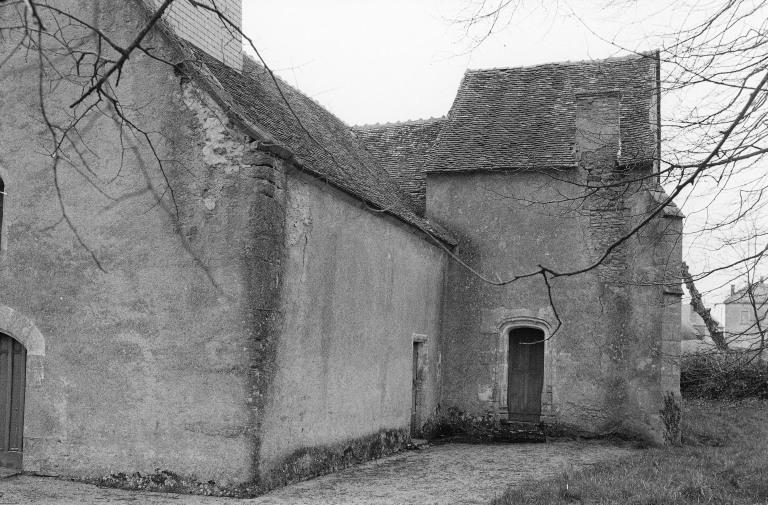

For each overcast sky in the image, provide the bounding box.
[241,1,764,306]
[241,0,680,125]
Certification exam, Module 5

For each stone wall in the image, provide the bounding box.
[0,0,280,483]
[428,170,604,428]
[257,169,447,488]
[427,91,680,442]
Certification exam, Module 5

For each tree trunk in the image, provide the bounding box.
[681,262,728,350]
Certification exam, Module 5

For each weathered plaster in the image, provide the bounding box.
[428,169,600,426]
[0,0,285,484]
[427,91,680,442]
[0,306,45,356]
[257,168,447,487]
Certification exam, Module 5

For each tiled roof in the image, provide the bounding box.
[190,48,456,246]
[427,53,659,172]
[724,281,768,304]
[352,118,444,214]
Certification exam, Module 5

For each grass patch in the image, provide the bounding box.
[492,399,768,505]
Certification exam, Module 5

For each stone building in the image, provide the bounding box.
[721,280,768,349]
[0,0,681,490]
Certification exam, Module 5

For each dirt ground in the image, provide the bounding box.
[0,442,634,505]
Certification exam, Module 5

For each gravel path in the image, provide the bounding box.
[0,442,633,504]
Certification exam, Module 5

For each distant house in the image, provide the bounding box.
[722,279,768,349]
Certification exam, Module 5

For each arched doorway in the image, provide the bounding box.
[0,333,25,469]
[507,327,544,422]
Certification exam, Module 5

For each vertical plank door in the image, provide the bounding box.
[507,327,544,422]
[0,334,25,469]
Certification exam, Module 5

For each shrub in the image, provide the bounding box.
[681,351,768,399]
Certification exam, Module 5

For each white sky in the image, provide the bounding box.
[241,1,766,305]
[241,0,673,125]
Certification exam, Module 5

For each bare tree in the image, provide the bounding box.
[451,0,768,351]
[2,0,766,346]
[0,0,328,273]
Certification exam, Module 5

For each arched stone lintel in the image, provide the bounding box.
[0,306,45,356]
[488,307,556,421]
[499,316,552,336]
[481,306,556,334]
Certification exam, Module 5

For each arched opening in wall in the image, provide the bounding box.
[507,327,544,422]
[0,333,25,470]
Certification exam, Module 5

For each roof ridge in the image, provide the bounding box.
[352,116,446,130]
[464,51,657,75]
[425,51,659,173]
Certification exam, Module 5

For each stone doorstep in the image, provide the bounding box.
[0,467,21,479]
[500,420,543,429]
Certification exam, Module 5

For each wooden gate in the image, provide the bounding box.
[507,327,544,422]
[0,333,25,469]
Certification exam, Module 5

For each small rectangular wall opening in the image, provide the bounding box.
[411,340,425,437]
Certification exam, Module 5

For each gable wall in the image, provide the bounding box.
[0,0,283,484]
[427,169,680,442]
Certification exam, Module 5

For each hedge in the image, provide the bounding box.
[681,351,768,399]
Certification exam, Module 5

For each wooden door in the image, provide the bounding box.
[507,327,544,422]
[0,334,25,469]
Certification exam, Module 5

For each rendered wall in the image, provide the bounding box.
[258,170,447,487]
[428,170,598,423]
[428,173,680,442]
[0,0,282,484]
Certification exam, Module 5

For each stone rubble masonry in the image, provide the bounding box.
[180,76,288,485]
[576,89,679,443]
[147,0,242,71]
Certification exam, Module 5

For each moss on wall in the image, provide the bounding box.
[424,407,545,443]
[261,429,410,491]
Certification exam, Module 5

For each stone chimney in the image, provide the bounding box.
[731,284,736,295]
[151,0,242,71]
[576,90,624,281]
[574,90,622,168]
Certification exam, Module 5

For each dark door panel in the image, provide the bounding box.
[0,334,25,469]
[507,327,544,422]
